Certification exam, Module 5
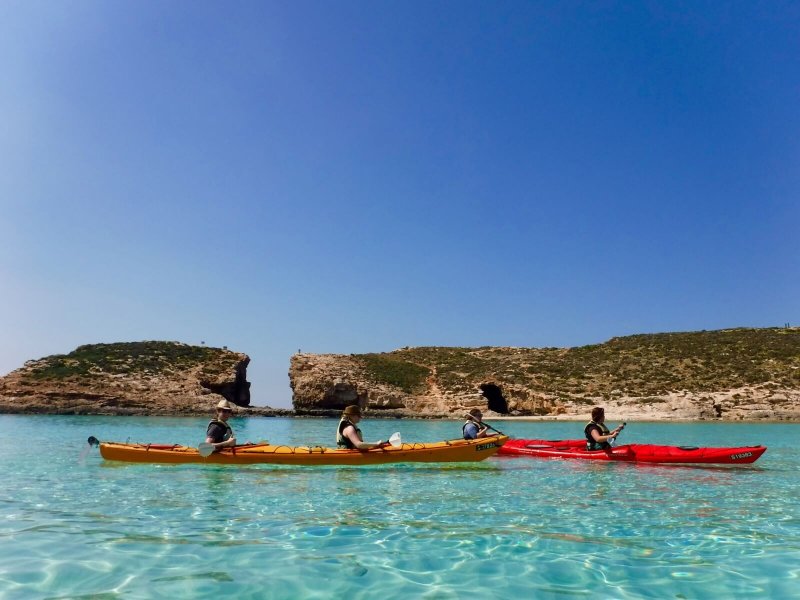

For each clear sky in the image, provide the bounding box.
[1,1,797,408]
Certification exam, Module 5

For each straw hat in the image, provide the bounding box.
[343,405,362,417]
[216,399,236,411]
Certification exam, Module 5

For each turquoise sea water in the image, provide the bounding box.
[1,415,798,599]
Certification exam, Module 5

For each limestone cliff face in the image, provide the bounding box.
[0,341,253,415]
[290,353,421,415]
[289,328,800,420]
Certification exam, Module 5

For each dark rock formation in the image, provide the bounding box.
[201,357,251,407]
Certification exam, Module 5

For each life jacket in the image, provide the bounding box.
[585,420,611,451]
[462,420,481,440]
[337,417,362,449]
[207,419,233,443]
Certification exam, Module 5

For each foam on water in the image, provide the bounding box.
[0,415,798,599]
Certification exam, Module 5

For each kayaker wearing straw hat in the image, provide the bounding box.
[205,399,237,452]
[336,405,388,450]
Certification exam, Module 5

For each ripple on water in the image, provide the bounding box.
[0,417,798,598]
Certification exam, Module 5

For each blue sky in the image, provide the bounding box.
[1,1,797,408]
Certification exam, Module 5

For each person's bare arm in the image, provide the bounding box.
[205,434,237,450]
[344,426,384,450]
[591,427,620,444]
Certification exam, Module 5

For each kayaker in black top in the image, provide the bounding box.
[336,405,388,450]
[206,399,237,452]
[585,406,624,450]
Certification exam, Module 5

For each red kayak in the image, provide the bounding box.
[498,439,766,464]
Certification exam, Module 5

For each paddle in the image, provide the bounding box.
[198,434,399,457]
[198,439,271,458]
[609,422,627,447]
[78,436,101,462]
[383,432,402,448]
[611,422,626,443]
[198,442,216,457]
[467,414,505,436]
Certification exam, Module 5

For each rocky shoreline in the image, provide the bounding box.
[1,394,798,421]
[5,393,797,421]
[2,329,799,420]
[289,328,800,422]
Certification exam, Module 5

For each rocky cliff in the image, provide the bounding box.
[0,341,262,415]
[290,328,800,420]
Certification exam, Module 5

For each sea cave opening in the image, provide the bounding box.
[480,383,509,414]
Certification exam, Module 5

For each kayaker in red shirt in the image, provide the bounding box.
[585,407,625,450]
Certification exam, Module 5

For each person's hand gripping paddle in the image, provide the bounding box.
[467,413,505,436]
[379,432,402,448]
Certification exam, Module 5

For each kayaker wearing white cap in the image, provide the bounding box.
[336,405,388,450]
[206,399,237,452]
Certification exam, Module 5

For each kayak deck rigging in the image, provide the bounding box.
[96,435,509,465]
[498,439,766,464]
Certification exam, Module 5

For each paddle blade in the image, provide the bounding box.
[198,443,215,457]
[388,432,401,447]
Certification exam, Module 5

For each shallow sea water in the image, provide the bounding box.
[0,415,798,599]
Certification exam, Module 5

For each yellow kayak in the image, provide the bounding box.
[98,435,508,465]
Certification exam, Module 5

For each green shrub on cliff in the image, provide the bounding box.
[356,327,800,397]
[27,341,235,381]
[358,353,430,393]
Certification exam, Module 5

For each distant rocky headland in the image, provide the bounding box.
[0,341,288,416]
[1,328,798,420]
[290,327,800,421]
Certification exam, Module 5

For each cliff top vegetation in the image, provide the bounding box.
[22,341,241,383]
[355,327,800,397]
